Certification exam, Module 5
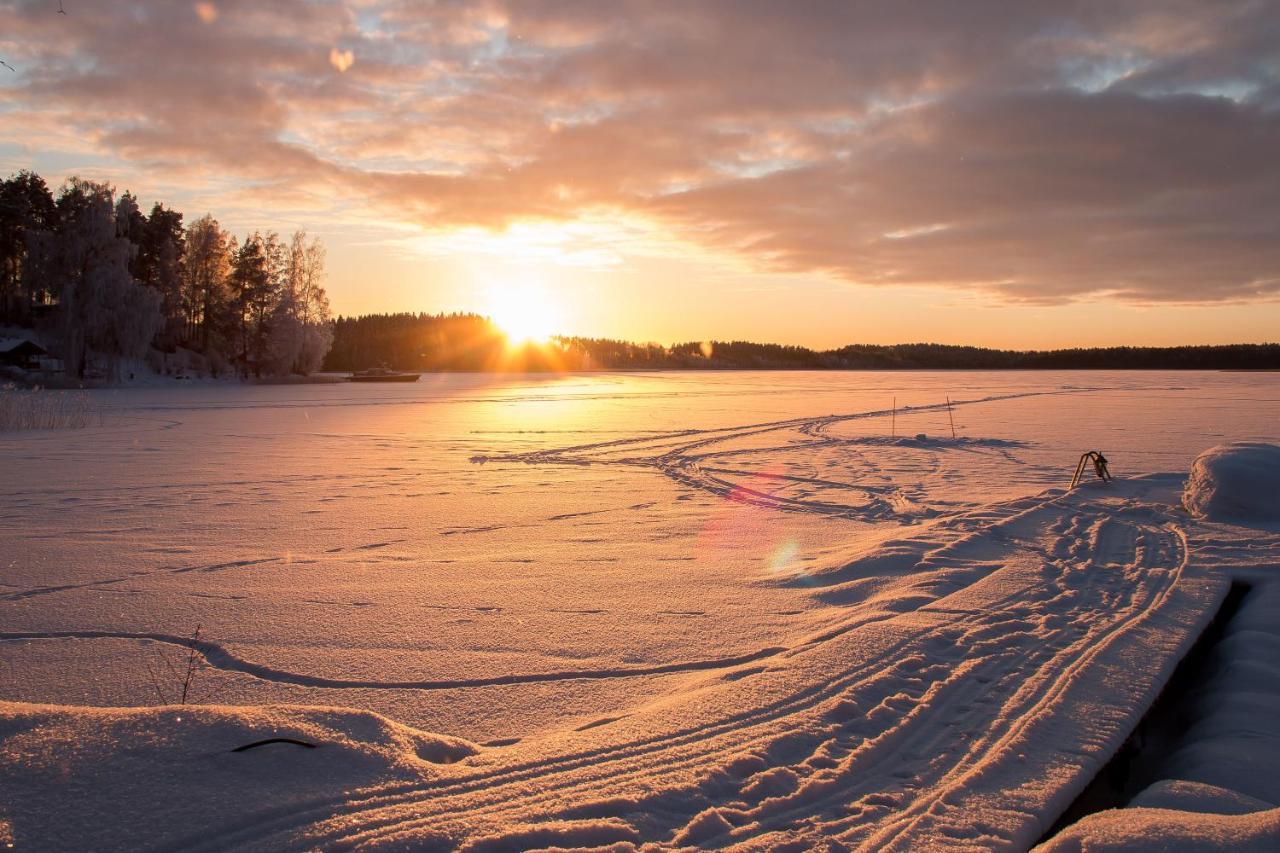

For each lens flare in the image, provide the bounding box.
[767,539,801,575]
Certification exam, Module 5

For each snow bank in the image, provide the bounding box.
[1040,805,1280,851]
[1184,442,1280,525]
[0,702,476,851]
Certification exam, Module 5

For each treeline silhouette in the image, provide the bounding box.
[325,313,1280,372]
[1,169,332,380]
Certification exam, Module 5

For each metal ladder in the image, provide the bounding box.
[1071,451,1113,489]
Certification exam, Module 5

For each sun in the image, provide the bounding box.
[487,284,562,344]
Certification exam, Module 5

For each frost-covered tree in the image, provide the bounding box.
[5,168,332,380]
[266,231,333,375]
[266,244,304,376]
[296,237,334,375]
[181,214,231,355]
[113,196,186,350]
[34,179,161,379]
[114,192,146,249]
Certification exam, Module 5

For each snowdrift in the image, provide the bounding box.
[1184,442,1280,525]
[0,702,476,852]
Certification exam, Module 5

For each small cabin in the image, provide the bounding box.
[0,338,52,371]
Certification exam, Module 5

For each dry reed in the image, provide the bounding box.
[0,383,103,431]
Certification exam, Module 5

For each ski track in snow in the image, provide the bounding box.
[3,376,1274,850]
[144,481,1218,852]
[471,389,1068,524]
[1,389,1058,609]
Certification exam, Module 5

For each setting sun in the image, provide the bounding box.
[4,3,1280,851]
[487,284,563,344]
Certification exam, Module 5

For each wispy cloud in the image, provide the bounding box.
[2,0,1278,303]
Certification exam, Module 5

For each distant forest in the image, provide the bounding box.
[1,170,333,380]
[5,164,1276,382]
[326,313,1280,372]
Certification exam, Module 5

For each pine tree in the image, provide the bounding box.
[141,203,186,349]
[228,233,275,377]
[0,170,57,323]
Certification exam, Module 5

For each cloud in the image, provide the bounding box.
[644,90,1280,303]
[2,0,1278,303]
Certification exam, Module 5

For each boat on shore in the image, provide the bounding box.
[348,368,421,383]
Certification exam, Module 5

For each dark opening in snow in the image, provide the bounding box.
[1040,581,1254,842]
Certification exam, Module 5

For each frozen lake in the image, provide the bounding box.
[2,370,1279,850]
[2,371,1276,735]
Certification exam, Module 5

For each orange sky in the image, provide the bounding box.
[2,1,1278,348]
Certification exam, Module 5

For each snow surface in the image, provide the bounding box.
[1040,535,1280,851]
[1184,442,1280,527]
[1,370,1279,850]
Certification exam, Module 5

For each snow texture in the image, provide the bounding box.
[1040,563,1280,850]
[1184,442,1280,527]
[1,371,1279,850]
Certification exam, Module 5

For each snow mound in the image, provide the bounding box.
[1184,443,1280,525]
[1038,805,1280,851]
[0,701,478,851]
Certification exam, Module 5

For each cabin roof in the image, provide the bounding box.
[0,338,48,357]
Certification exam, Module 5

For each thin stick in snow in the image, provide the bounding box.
[143,655,169,705]
[892,396,896,438]
[946,396,956,439]
[181,625,202,705]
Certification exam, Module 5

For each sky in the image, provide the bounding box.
[1,0,1279,349]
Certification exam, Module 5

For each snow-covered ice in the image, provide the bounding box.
[2,371,1278,850]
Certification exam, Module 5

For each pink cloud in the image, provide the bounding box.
[2,0,1278,303]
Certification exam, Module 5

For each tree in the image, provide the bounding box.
[266,231,332,375]
[296,236,334,374]
[0,170,57,323]
[33,178,161,379]
[141,203,185,349]
[181,214,231,355]
[3,168,334,380]
[227,232,275,377]
[114,192,147,252]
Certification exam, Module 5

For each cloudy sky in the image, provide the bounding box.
[2,0,1278,347]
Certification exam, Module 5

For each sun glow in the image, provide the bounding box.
[487,283,564,344]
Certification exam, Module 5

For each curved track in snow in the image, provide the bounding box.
[157,479,1221,852]
[0,630,789,689]
[3,385,1243,851]
[474,390,1064,524]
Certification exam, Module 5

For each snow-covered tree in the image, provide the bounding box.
[266,231,333,375]
[37,179,161,379]
[114,192,146,247]
[181,214,231,355]
[6,169,332,380]
[296,236,334,374]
